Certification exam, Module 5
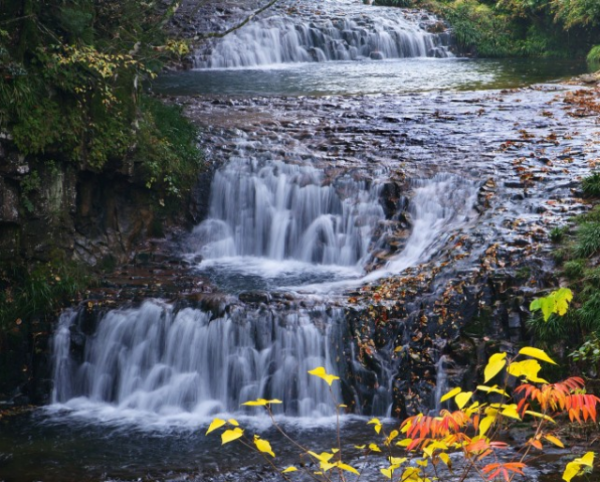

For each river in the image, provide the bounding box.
[0,0,597,481]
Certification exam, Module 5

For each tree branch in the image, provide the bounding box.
[195,0,281,40]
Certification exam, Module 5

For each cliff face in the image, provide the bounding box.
[0,130,213,405]
[1,139,153,267]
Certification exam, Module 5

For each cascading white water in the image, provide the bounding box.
[195,5,451,68]
[50,169,479,422]
[52,301,343,420]
[365,173,479,282]
[193,160,385,267]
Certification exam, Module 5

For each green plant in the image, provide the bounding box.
[587,45,600,66]
[569,334,600,376]
[582,172,600,198]
[574,222,600,258]
[20,170,41,214]
[550,226,569,243]
[564,259,586,279]
[0,258,89,336]
[0,0,201,198]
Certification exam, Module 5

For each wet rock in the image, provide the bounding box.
[238,290,272,304]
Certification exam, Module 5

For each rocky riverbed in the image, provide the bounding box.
[171,83,600,416]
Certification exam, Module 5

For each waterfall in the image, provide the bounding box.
[365,173,479,281]
[192,160,385,268]
[52,301,343,420]
[50,168,479,422]
[194,4,451,68]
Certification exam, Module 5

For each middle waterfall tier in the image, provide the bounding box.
[192,161,386,267]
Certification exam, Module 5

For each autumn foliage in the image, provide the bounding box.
[205,346,598,482]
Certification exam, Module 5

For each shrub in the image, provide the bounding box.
[582,172,600,198]
[205,349,598,482]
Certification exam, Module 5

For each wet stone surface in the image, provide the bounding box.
[179,84,600,415]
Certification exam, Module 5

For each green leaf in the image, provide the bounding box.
[530,288,573,321]
[554,287,574,316]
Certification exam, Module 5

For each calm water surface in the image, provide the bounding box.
[153,58,588,96]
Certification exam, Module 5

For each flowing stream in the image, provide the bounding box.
[1,0,597,481]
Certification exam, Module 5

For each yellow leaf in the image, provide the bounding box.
[476,385,509,397]
[440,387,461,402]
[501,404,521,421]
[381,467,395,479]
[484,353,507,383]
[354,445,366,449]
[385,429,399,445]
[416,459,429,467]
[396,438,412,447]
[507,360,548,383]
[519,346,557,365]
[369,443,382,452]
[438,452,452,469]
[307,366,340,386]
[455,391,473,409]
[389,457,407,465]
[206,418,226,435]
[308,451,334,463]
[320,461,336,472]
[562,453,594,482]
[402,467,422,480]
[563,462,582,482]
[242,398,283,406]
[367,417,382,434]
[253,435,275,457]
[574,452,594,467]
[282,467,298,473]
[337,462,360,475]
[221,427,244,445]
[525,410,555,423]
[479,415,496,436]
[544,434,564,448]
[227,418,239,426]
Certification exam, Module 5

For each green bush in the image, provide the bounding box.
[0,0,199,198]
[587,45,600,66]
[582,172,600,197]
[0,258,89,336]
[574,222,600,258]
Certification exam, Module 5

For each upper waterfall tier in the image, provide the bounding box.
[194,3,451,68]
